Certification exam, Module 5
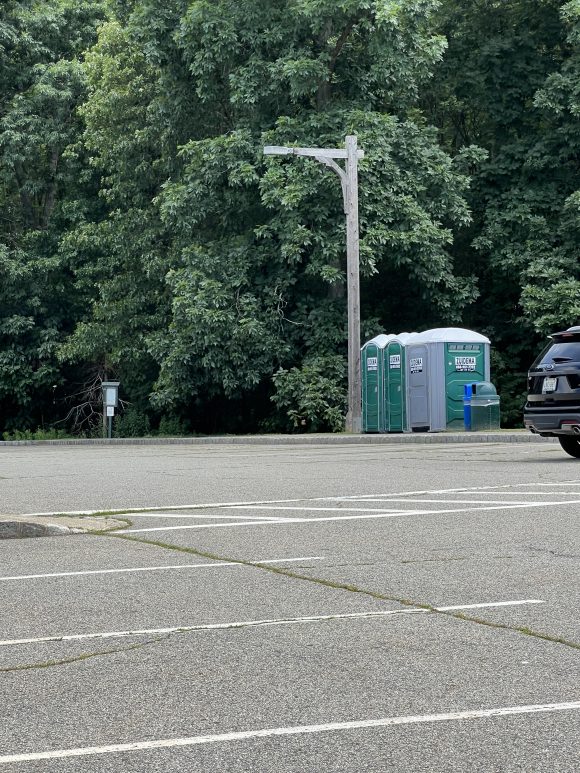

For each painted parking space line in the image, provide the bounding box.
[1,698,576,765]
[526,481,580,486]
[120,500,580,533]
[239,499,576,506]
[377,493,580,498]
[0,600,544,647]
[10,497,351,519]
[123,505,300,521]
[336,481,580,497]
[230,506,411,513]
[120,519,315,532]
[0,557,326,583]
[10,480,580,520]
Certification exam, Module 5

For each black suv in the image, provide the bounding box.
[524,326,580,457]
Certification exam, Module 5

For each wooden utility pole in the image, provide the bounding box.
[263,136,364,432]
[345,136,361,433]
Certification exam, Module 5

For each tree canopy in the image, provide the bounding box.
[1,0,578,435]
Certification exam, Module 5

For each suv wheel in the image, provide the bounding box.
[558,436,580,458]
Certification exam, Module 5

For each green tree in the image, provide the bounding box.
[0,0,105,431]
[74,0,477,430]
[59,19,172,416]
[423,0,579,425]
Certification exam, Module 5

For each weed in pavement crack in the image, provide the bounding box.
[0,636,168,673]
[104,532,580,652]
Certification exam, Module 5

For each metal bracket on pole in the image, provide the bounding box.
[314,156,348,213]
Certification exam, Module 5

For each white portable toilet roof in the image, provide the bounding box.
[389,332,419,345]
[364,333,397,349]
[412,327,490,345]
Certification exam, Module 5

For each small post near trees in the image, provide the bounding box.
[263,136,364,433]
[101,381,120,439]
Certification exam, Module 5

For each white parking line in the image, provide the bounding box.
[0,557,326,583]
[0,600,544,647]
[241,499,566,506]
[121,500,580,533]
[231,506,410,513]
[8,497,347,519]
[125,513,295,521]
[11,482,580,525]
[368,492,580,498]
[1,698,576,764]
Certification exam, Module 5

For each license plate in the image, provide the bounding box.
[542,377,558,393]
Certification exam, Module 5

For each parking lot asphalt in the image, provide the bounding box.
[1,439,579,772]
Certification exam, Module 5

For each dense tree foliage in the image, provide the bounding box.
[1,0,579,435]
[423,0,580,423]
[0,0,105,431]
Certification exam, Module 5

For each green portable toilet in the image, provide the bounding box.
[385,333,418,432]
[405,328,491,432]
[361,334,395,432]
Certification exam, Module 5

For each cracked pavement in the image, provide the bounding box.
[0,440,579,771]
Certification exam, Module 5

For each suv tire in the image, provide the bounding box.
[558,436,580,458]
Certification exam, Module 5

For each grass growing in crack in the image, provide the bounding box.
[0,637,167,673]
[102,532,580,653]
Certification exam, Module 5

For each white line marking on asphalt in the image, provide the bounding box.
[121,520,314,532]
[529,481,580,486]
[10,498,337,518]
[120,500,580,533]
[0,557,326,583]
[125,513,293,520]
[12,481,580,520]
[1,698,576,764]
[365,492,580,498]
[0,600,544,647]
[231,506,410,513]
[240,499,570,507]
[343,482,580,496]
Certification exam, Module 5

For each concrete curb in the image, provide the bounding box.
[0,516,127,539]
[0,521,79,539]
[0,432,554,447]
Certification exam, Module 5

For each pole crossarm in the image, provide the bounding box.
[263,145,364,160]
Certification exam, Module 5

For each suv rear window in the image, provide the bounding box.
[531,341,580,368]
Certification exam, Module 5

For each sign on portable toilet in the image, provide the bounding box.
[361,334,396,432]
[385,333,418,432]
[405,328,491,432]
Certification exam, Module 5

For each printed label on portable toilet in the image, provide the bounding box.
[454,356,477,372]
[409,357,423,373]
[367,357,378,370]
[389,354,401,369]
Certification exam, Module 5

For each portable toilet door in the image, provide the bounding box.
[406,342,430,431]
[386,340,404,431]
[385,333,417,432]
[361,334,394,432]
[445,334,489,429]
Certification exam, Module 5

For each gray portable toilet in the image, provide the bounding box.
[361,334,396,432]
[405,328,491,432]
